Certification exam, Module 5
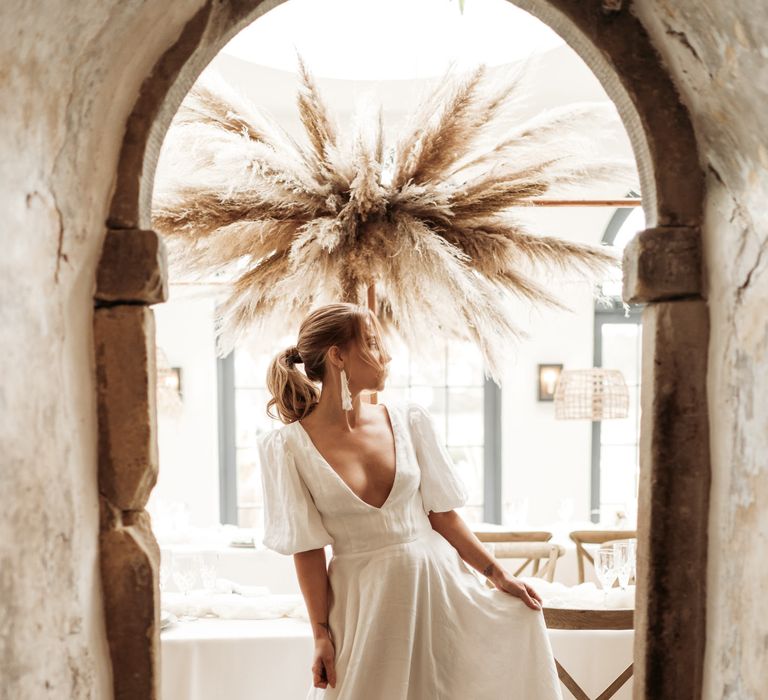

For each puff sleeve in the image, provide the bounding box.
[258,428,334,555]
[407,401,469,515]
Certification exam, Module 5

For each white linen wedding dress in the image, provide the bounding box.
[258,400,563,700]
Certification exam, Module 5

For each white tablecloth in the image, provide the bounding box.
[161,618,314,700]
[160,523,634,698]
[161,616,633,700]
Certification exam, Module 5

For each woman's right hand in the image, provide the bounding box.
[312,637,337,689]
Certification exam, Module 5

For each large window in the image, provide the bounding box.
[592,203,644,525]
[593,305,642,524]
[218,339,499,528]
[377,340,491,524]
[228,350,280,528]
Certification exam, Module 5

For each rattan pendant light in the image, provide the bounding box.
[553,368,629,420]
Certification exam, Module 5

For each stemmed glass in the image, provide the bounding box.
[172,553,198,595]
[199,552,219,593]
[595,546,617,606]
[613,541,632,590]
[171,552,202,620]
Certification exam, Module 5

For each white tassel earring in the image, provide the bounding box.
[340,368,353,411]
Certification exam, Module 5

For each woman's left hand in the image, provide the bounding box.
[491,572,543,611]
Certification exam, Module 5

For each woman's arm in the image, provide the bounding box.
[428,510,543,611]
[293,548,337,688]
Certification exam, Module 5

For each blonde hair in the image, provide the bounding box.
[266,302,392,423]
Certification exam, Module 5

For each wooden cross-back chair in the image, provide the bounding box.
[569,530,637,584]
[474,531,561,581]
[490,542,566,584]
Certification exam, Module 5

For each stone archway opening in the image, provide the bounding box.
[93,2,709,698]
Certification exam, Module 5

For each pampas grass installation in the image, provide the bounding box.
[152,59,637,382]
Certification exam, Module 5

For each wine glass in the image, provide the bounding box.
[595,547,617,606]
[628,539,637,584]
[172,554,198,596]
[171,552,201,621]
[199,552,219,593]
[613,541,631,590]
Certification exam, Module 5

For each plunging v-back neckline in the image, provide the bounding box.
[294,403,399,511]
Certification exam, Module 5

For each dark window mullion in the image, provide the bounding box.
[483,376,502,524]
[217,351,238,525]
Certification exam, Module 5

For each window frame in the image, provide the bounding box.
[591,198,644,523]
[216,351,502,525]
[591,303,643,522]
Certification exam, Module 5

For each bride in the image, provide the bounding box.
[258,302,562,699]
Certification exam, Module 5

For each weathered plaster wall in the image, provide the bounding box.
[0,2,204,698]
[1,1,766,698]
[632,3,768,698]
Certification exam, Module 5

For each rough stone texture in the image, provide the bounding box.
[631,4,768,698]
[1,1,766,699]
[622,226,702,302]
[634,300,710,699]
[94,306,159,511]
[99,500,160,700]
[0,2,206,695]
[96,229,169,304]
[108,0,283,231]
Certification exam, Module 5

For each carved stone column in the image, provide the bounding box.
[624,228,710,699]
[94,228,167,699]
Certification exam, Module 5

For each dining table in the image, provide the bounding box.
[160,582,634,700]
[159,520,635,698]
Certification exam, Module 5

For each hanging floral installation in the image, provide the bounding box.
[152,59,637,381]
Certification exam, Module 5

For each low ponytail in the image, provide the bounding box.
[266,345,320,423]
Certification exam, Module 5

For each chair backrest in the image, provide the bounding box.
[474,530,553,543]
[492,542,566,582]
[475,530,557,580]
[569,530,637,583]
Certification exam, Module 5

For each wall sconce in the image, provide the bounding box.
[159,366,183,399]
[538,363,563,401]
[156,345,184,415]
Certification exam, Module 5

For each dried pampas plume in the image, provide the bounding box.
[152,60,637,382]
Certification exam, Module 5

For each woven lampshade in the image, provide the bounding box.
[553,369,629,420]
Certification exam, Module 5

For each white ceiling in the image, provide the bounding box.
[221,0,565,81]
[206,45,632,150]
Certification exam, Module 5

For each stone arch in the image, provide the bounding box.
[94,2,709,698]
